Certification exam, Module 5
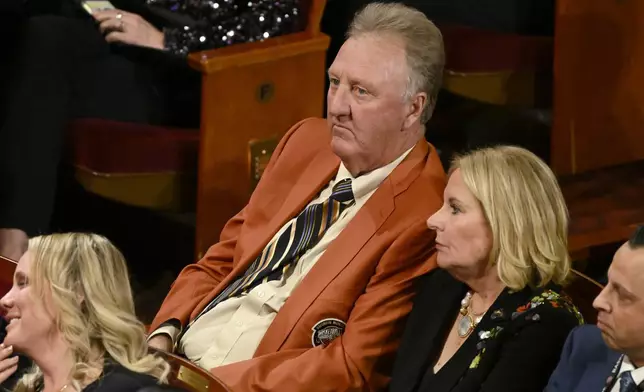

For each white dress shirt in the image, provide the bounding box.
[150,148,412,369]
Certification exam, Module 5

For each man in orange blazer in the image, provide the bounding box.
[148,3,446,391]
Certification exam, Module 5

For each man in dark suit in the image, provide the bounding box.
[546,225,644,392]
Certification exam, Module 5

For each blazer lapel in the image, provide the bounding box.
[254,179,395,355]
[190,148,339,320]
[255,141,431,355]
[579,351,621,392]
[239,148,340,269]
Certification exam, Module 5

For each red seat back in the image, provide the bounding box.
[439,24,554,73]
[0,255,16,297]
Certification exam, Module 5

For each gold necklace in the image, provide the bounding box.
[457,291,484,338]
[36,381,73,392]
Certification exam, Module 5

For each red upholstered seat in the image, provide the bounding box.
[0,256,17,298]
[69,119,199,175]
[440,24,553,73]
[438,24,553,107]
[68,119,199,211]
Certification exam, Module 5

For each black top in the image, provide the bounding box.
[389,269,583,392]
[0,350,185,392]
[83,360,184,392]
[0,317,183,392]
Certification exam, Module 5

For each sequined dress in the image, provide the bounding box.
[146,0,302,56]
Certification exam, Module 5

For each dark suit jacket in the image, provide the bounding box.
[545,325,623,392]
[389,269,583,392]
[150,118,447,391]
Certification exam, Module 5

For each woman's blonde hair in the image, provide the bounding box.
[451,146,571,290]
[14,233,169,391]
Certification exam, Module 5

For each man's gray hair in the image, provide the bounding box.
[347,2,445,124]
[629,226,644,249]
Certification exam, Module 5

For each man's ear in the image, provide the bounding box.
[403,92,428,130]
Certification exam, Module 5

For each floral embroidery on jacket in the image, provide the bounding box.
[469,326,504,369]
[467,289,583,369]
[514,290,584,325]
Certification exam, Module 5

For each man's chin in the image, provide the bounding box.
[598,328,619,351]
[330,137,354,159]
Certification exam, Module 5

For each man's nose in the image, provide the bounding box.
[328,87,350,117]
[592,287,609,312]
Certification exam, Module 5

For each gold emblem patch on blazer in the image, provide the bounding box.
[312,318,346,347]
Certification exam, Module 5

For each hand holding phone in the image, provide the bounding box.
[81,0,116,15]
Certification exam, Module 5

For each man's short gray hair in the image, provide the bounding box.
[347,2,445,124]
[629,226,644,249]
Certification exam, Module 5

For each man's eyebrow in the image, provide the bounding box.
[325,70,378,93]
[614,282,638,299]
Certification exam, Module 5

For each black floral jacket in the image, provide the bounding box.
[388,268,583,392]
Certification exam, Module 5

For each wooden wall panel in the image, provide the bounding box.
[552,0,644,174]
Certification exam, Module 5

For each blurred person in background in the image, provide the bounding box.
[0,0,302,260]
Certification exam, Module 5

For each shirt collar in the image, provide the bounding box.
[335,146,415,201]
[619,355,644,387]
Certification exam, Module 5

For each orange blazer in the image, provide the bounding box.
[150,118,446,391]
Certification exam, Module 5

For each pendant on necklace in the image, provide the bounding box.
[457,314,474,338]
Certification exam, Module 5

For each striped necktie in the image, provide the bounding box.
[619,371,641,392]
[195,178,355,319]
